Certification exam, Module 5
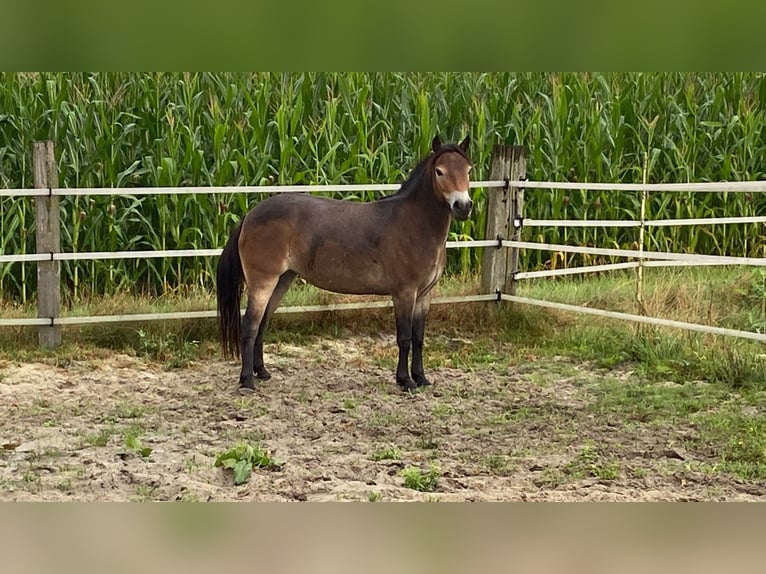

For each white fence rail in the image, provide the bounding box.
[524,216,766,228]
[0,180,504,198]
[501,295,766,343]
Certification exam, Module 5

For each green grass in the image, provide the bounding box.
[540,443,621,487]
[696,411,766,480]
[401,464,441,492]
[370,446,402,461]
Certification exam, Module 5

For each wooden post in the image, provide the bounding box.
[480,145,527,298]
[505,147,527,295]
[33,141,61,348]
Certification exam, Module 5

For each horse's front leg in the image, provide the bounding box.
[392,293,417,392]
[411,291,433,387]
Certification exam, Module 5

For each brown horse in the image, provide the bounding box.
[217,135,473,394]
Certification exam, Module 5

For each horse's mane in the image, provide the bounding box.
[377,143,468,203]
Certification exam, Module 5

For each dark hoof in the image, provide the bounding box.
[239,375,255,395]
[397,377,418,393]
[413,374,431,388]
[254,366,272,380]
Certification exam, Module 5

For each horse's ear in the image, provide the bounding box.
[431,135,442,153]
[459,134,470,153]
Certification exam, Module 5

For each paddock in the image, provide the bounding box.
[2,333,764,501]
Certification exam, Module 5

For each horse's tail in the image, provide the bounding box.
[217,219,245,359]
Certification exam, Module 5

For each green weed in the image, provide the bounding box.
[401,464,440,492]
[214,442,284,486]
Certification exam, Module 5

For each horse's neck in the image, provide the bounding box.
[406,184,452,245]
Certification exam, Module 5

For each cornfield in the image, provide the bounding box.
[1,72,765,303]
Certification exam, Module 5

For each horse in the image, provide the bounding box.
[217,135,473,395]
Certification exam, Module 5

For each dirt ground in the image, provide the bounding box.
[1,334,763,502]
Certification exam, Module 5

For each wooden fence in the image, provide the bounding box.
[1,141,766,347]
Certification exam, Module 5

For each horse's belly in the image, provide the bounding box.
[296,252,391,295]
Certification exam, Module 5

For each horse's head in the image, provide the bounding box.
[430,135,473,221]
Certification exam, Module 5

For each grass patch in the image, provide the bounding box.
[589,379,728,423]
[370,446,401,461]
[695,411,766,480]
[541,443,621,487]
[401,464,440,492]
[83,427,115,447]
[484,454,513,475]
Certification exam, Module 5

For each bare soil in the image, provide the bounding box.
[1,335,763,501]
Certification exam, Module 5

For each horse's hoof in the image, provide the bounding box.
[254,366,272,380]
[414,375,431,388]
[239,375,255,395]
[397,378,417,393]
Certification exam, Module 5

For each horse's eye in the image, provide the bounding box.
[435,168,444,177]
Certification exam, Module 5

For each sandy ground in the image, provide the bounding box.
[0,335,763,501]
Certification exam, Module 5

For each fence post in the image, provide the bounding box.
[505,146,527,295]
[480,145,527,298]
[33,141,61,348]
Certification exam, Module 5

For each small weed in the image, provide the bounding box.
[214,442,284,486]
[84,427,114,447]
[184,455,199,474]
[113,401,146,420]
[566,443,621,480]
[22,469,39,484]
[432,403,456,418]
[123,432,152,458]
[134,484,157,501]
[415,431,439,451]
[630,467,648,479]
[367,492,382,502]
[485,454,511,475]
[341,398,357,412]
[401,464,440,492]
[370,446,401,461]
[540,444,620,486]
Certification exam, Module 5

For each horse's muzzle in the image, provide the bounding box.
[450,199,473,221]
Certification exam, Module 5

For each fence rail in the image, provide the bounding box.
[0,294,498,327]
[524,216,766,228]
[0,240,498,266]
[0,180,506,198]
[501,294,766,343]
[504,240,766,267]
[5,178,766,198]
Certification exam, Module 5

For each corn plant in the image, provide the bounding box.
[1,72,765,302]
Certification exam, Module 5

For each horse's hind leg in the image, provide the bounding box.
[253,271,297,380]
[239,277,279,394]
[411,291,433,387]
